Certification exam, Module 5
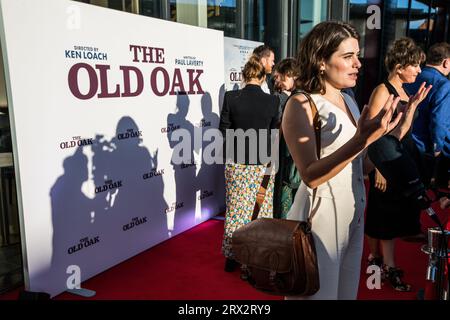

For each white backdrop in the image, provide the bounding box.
[0,0,225,297]
[223,36,263,91]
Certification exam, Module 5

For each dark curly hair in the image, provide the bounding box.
[295,21,360,94]
[273,58,299,78]
[384,38,425,73]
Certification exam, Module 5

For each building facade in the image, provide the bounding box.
[349,0,450,104]
[74,0,330,64]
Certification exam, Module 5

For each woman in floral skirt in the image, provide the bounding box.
[219,54,279,272]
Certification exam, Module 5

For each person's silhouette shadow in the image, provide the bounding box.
[50,147,96,289]
[217,86,227,213]
[106,116,169,249]
[48,117,170,291]
[167,93,197,235]
[219,84,225,114]
[196,92,224,218]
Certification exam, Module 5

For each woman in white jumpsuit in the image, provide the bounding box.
[282,21,428,300]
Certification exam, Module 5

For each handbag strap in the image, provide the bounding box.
[251,90,322,222]
[298,91,321,226]
[251,162,273,221]
[291,90,321,158]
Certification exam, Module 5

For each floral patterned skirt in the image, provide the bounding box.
[222,163,274,259]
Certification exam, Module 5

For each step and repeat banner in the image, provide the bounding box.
[0,0,225,297]
[223,37,263,91]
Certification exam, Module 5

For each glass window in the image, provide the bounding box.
[0,48,11,154]
[349,0,383,107]
[430,5,448,44]
[408,0,435,49]
[377,0,407,48]
[0,52,6,113]
[140,0,163,18]
[298,0,327,40]
[243,0,265,42]
[74,0,135,13]
[349,0,369,58]
[207,0,240,38]
[170,0,208,27]
[0,45,22,294]
[349,1,384,61]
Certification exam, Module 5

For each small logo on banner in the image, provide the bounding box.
[95,179,123,194]
[123,216,148,231]
[195,119,211,128]
[60,136,94,149]
[117,128,143,140]
[198,190,214,200]
[67,236,100,255]
[180,161,197,170]
[165,202,184,214]
[143,168,165,180]
[161,123,181,133]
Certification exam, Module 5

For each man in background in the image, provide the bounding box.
[253,45,275,94]
[405,42,450,189]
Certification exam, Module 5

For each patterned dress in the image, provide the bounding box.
[221,163,274,259]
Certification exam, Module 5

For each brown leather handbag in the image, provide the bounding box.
[232,91,321,296]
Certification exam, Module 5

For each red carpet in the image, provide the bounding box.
[0,218,281,300]
[0,203,447,300]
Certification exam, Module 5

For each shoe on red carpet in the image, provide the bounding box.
[224,258,238,272]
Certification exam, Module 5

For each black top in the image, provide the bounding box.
[382,79,421,152]
[219,84,279,165]
[365,80,428,239]
[383,79,408,105]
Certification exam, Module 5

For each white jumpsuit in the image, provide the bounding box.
[286,93,366,300]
